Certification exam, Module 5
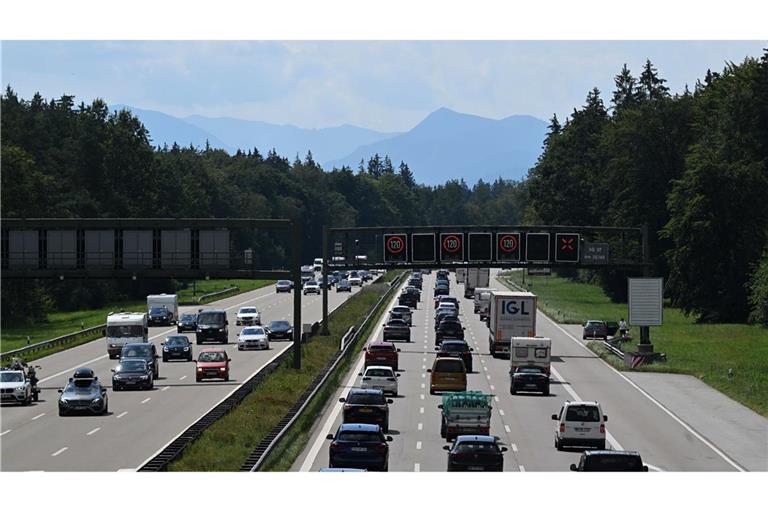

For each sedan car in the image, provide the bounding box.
[120,343,160,378]
[583,320,608,340]
[444,435,507,471]
[348,276,362,287]
[265,320,293,341]
[237,326,270,350]
[434,284,450,297]
[359,366,399,396]
[194,348,231,382]
[58,368,108,416]
[510,365,550,395]
[177,312,198,333]
[398,292,417,308]
[383,318,410,343]
[435,320,465,345]
[340,388,393,432]
[570,450,649,472]
[111,359,153,390]
[161,335,193,362]
[275,280,293,293]
[236,307,261,326]
[326,423,393,471]
[336,280,352,292]
[364,341,401,370]
[436,340,474,373]
[303,280,321,295]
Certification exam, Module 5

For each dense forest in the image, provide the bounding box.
[2,50,767,325]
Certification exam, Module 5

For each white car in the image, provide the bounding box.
[303,281,321,295]
[237,326,270,351]
[236,307,261,326]
[359,366,399,396]
[349,276,362,287]
[0,370,32,405]
[552,400,607,450]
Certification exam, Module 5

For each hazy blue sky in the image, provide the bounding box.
[2,41,764,132]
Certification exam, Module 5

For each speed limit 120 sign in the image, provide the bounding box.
[496,232,521,261]
[383,233,407,263]
[440,233,464,262]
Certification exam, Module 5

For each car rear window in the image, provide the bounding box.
[435,360,465,372]
[347,393,386,405]
[454,442,499,453]
[584,455,644,471]
[368,345,394,353]
[566,405,601,422]
[366,368,394,377]
[337,432,383,442]
[441,342,467,351]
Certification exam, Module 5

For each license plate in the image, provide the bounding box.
[467,466,484,471]
[575,427,590,432]
[350,447,367,452]
[376,357,387,361]
[359,408,372,413]
[525,384,538,388]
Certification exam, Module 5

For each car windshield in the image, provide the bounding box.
[198,312,225,324]
[393,307,409,313]
[454,442,499,453]
[150,307,167,315]
[435,360,464,372]
[387,319,406,326]
[366,368,394,377]
[1,372,24,382]
[106,325,145,338]
[347,393,386,405]
[584,455,644,471]
[307,281,317,286]
[337,431,383,443]
[239,308,257,314]
[277,280,291,286]
[242,327,265,336]
[122,346,151,358]
[566,405,601,422]
[269,321,290,329]
[117,361,146,372]
[180,314,196,321]
[165,337,188,347]
[198,351,226,362]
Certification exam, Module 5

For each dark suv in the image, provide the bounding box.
[340,388,393,432]
[436,340,473,372]
[436,320,465,345]
[570,450,649,472]
[196,309,229,344]
[120,343,160,378]
[582,320,608,340]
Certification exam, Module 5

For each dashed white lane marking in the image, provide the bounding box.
[481,359,486,364]
[499,409,505,416]
[417,423,423,431]
[421,383,425,389]
[179,375,187,381]
[416,441,422,450]
[419,407,424,414]
[504,425,511,433]
[161,386,170,391]
[32,413,45,420]
[519,465,526,472]
[0,430,12,437]
[86,427,101,436]
[494,396,499,403]
[420,394,425,400]
[414,463,421,472]
[483,366,488,372]
[490,385,495,391]
[141,397,151,404]
[511,443,518,452]
[421,373,426,379]
[486,375,491,380]
[51,447,68,457]
[117,411,128,419]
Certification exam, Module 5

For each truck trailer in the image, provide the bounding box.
[487,291,537,358]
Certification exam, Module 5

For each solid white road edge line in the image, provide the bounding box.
[541,310,745,472]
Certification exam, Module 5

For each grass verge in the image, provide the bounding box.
[176,279,274,305]
[168,272,402,471]
[498,272,768,416]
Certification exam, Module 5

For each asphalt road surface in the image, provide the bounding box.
[296,270,748,472]
[0,279,370,471]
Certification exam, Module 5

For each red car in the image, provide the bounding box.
[193,348,231,382]
[364,341,401,371]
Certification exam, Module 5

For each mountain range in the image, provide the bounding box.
[110,104,547,185]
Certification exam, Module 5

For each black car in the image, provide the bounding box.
[111,359,153,390]
[265,320,293,340]
[120,343,160,378]
[177,312,198,333]
[398,292,417,308]
[404,286,421,302]
[444,435,507,471]
[148,306,173,326]
[434,284,450,297]
[436,320,465,345]
[326,423,393,471]
[583,320,608,340]
[58,368,108,416]
[437,340,473,372]
[570,450,649,472]
[336,280,352,292]
[161,335,193,362]
[434,306,458,328]
[436,270,450,279]
[276,280,293,293]
[383,318,410,342]
[360,271,373,282]
[340,388,393,432]
[196,309,229,344]
[510,365,550,395]
[408,278,422,290]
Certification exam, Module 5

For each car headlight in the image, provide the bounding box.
[183,346,189,351]
[163,347,169,351]
[60,398,68,404]
[114,375,123,380]
[92,397,102,404]
[218,367,226,372]
[219,328,226,332]
[16,386,26,392]
[139,375,148,379]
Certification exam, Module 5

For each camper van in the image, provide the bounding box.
[105,312,148,358]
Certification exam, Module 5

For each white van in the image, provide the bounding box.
[552,400,608,450]
[105,312,148,358]
[313,258,323,272]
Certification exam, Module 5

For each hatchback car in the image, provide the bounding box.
[438,296,459,312]
[436,319,465,345]
[326,423,393,471]
[359,366,399,396]
[552,400,608,450]
[161,335,193,362]
[364,341,401,370]
[236,307,261,326]
[111,359,153,390]
[404,286,421,302]
[383,318,410,342]
[428,357,467,395]
[398,292,417,308]
[58,368,108,416]
[510,365,549,395]
[582,320,608,340]
[436,340,473,372]
[348,276,363,287]
[120,343,160,378]
[570,450,649,472]
[391,306,413,326]
[194,348,231,382]
[237,326,270,350]
[265,320,293,341]
[177,312,198,333]
[340,388,393,432]
[444,435,507,471]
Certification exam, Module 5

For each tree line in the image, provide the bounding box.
[526,53,768,324]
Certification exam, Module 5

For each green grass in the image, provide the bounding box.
[498,272,768,416]
[176,279,274,305]
[168,273,401,471]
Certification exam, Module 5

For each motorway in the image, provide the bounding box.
[0,279,369,471]
[296,270,750,472]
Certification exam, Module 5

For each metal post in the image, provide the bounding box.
[321,225,330,335]
[292,221,302,369]
[639,224,652,349]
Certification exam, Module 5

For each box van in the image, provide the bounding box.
[105,312,148,358]
[313,258,323,272]
[473,287,496,319]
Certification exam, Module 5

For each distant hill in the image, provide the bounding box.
[325,108,547,184]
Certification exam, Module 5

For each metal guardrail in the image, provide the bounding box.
[197,286,240,304]
[0,324,106,361]
[240,272,406,472]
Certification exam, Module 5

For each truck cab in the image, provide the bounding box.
[105,312,149,359]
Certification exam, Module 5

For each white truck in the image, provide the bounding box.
[147,294,178,325]
[510,336,551,374]
[456,268,466,283]
[473,287,497,320]
[313,257,323,272]
[464,268,490,298]
[487,291,537,358]
[105,312,148,358]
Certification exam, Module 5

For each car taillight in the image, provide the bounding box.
[559,423,565,433]
[330,442,344,453]
[600,424,605,434]
[373,443,387,454]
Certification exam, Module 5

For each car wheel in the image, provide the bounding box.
[163,356,168,362]
[33,391,39,401]
[440,422,446,438]
[555,439,563,451]
[510,387,517,395]
[58,409,66,417]
[596,440,606,450]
